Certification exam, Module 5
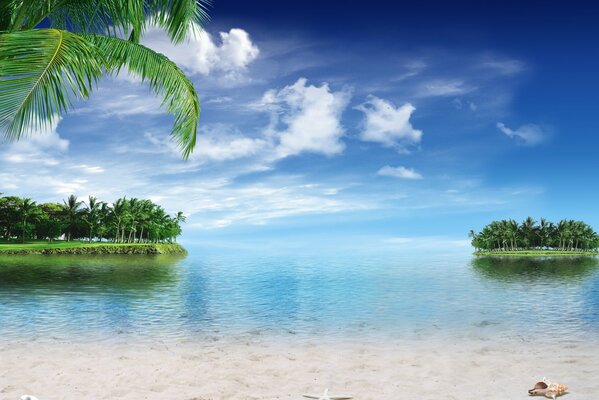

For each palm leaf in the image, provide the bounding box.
[30,0,209,43]
[0,29,104,140]
[86,34,200,158]
[150,0,211,43]
[46,0,146,40]
[0,0,19,31]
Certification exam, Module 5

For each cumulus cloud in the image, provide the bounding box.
[260,78,351,158]
[377,165,423,180]
[497,122,545,146]
[138,78,351,166]
[355,96,422,151]
[141,26,259,81]
[142,124,270,165]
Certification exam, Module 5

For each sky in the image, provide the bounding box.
[2,0,599,250]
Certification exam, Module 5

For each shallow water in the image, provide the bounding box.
[1,248,598,344]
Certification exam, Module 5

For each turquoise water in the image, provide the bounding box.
[1,248,598,344]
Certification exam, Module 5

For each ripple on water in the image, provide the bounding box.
[0,251,598,346]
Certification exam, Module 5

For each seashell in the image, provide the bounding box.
[528,379,568,399]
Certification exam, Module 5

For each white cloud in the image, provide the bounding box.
[191,124,270,162]
[416,79,474,97]
[260,78,351,158]
[141,26,259,81]
[1,118,68,166]
[135,78,351,166]
[355,96,422,151]
[377,165,423,180]
[73,164,105,174]
[82,92,163,117]
[204,96,233,105]
[176,179,371,229]
[497,122,545,146]
[479,58,525,75]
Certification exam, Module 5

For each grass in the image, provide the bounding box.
[0,240,186,255]
[474,250,599,257]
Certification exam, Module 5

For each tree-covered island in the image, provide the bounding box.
[470,217,599,255]
[0,194,186,255]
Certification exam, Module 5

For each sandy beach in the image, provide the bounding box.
[1,336,597,400]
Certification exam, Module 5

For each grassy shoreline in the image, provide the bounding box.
[0,240,187,255]
[474,250,598,257]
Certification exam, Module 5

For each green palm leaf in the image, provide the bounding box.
[2,1,208,158]
[151,0,211,43]
[18,0,210,43]
[0,1,19,31]
[86,34,200,158]
[0,29,104,140]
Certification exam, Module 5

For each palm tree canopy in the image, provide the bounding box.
[470,218,599,252]
[0,0,209,159]
[1,193,185,243]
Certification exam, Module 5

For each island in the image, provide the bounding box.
[0,194,187,255]
[470,217,599,256]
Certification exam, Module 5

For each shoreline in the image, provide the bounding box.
[0,243,187,255]
[474,250,598,257]
[1,336,596,399]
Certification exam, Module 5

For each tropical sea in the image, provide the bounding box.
[1,246,598,345]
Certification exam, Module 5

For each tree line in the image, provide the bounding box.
[0,194,185,244]
[469,217,599,252]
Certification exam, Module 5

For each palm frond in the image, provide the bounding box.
[86,34,199,158]
[0,0,19,31]
[0,29,104,140]
[40,0,209,43]
[46,1,145,40]
[149,0,211,43]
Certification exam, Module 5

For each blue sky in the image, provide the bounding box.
[1,0,598,250]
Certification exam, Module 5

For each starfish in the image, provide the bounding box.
[303,388,353,400]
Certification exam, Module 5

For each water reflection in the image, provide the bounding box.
[0,254,184,289]
[0,254,186,340]
[472,256,599,282]
[0,251,598,343]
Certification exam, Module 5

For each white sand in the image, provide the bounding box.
[1,337,597,400]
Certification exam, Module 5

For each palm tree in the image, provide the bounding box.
[63,194,82,242]
[18,198,38,243]
[537,218,551,249]
[520,216,537,249]
[135,199,153,243]
[126,198,140,243]
[82,196,103,242]
[110,198,128,243]
[471,217,599,252]
[96,202,111,242]
[0,1,208,159]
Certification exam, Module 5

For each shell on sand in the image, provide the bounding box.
[528,379,568,399]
